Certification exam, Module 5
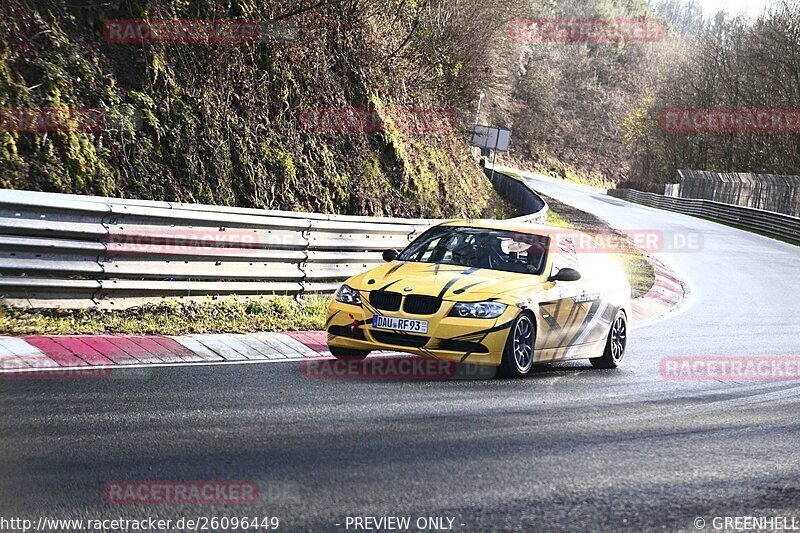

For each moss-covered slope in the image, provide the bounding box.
[0,0,500,218]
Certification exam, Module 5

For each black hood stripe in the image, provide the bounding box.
[453,280,488,295]
[384,261,408,277]
[437,267,481,299]
[377,279,402,292]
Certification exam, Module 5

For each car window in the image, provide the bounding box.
[550,235,579,276]
[399,226,549,275]
[418,235,445,262]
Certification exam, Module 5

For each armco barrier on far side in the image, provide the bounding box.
[608,188,800,242]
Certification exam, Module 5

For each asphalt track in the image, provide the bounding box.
[1,171,799,532]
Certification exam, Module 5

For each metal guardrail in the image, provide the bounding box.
[608,189,800,242]
[1,179,548,309]
[0,190,434,308]
[483,167,549,224]
[677,169,800,218]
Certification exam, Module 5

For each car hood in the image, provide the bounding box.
[350,261,547,302]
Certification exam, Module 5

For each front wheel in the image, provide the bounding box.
[590,310,627,369]
[329,346,370,360]
[499,313,536,378]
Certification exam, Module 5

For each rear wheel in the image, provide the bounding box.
[499,313,536,378]
[590,310,627,369]
[329,346,370,360]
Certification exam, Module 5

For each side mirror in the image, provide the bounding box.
[548,267,581,282]
[382,249,400,262]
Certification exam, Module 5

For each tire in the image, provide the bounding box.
[590,310,627,369]
[329,346,370,360]
[499,313,536,378]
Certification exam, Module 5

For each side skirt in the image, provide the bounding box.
[534,339,607,363]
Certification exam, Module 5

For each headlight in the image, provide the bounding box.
[335,284,362,305]
[450,301,507,319]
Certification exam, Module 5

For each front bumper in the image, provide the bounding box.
[326,298,517,366]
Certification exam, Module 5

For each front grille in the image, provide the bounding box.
[369,291,402,311]
[403,295,442,315]
[371,331,430,348]
[437,339,489,354]
[328,325,366,341]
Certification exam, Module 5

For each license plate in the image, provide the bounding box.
[373,315,428,334]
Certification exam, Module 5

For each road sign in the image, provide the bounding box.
[470,125,511,152]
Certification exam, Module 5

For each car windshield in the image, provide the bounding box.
[398,226,549,275]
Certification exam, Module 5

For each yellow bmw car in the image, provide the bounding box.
[326,220,631,377]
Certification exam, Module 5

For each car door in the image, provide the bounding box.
[538,236,585,349]
[567,244,616,347]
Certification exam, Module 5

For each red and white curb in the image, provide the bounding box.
[0,332,335,375]
[631,254,688,327]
